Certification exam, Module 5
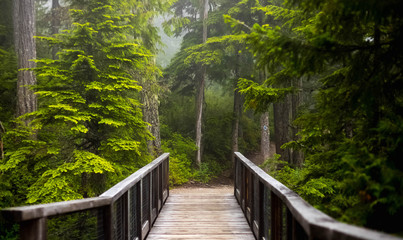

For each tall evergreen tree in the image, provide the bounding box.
[194,0,209,166]
[126,0,175,156]
[13,0,37,119]
[164,0,211,166]
[234,0,403,232]
[1,0,153,204]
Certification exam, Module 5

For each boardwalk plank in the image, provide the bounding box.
[147,189,255,240]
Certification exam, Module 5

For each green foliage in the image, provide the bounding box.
[0,0,17,123]
[161,127,196,186]
[0,217,18,240]
[26,150,115,203]
[0,0,158,208]
[162,0,264,182]
[238,78,293,112]
[202,88,233,161]
[238,114,261,154]
[0,120,40,208]
[233,0,403,233]
[0,48,16,122]
[193,158,229,183]
[160,85,251,185]
[47,210,99,240]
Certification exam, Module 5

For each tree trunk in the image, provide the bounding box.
[291,78,303,167]
[231,51,241,163]
[202,0,208,43]
[259,69,270,162]
[195,68,205,167]
[141,76,162,156]
[260,112,270,161]
[273,97,291,163]
[195,0,209,167]
[231,85,241,162]
[13,0,37,119]
[51,0,60,59]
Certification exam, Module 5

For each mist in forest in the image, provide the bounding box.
[1,0,403,237]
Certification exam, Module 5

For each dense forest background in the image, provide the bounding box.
[1,0,403,238]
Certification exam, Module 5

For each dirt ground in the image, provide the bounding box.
[170,173,234,194]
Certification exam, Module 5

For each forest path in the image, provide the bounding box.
[146,186,255,240]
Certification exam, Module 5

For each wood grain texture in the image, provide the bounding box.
[147,190,255,240]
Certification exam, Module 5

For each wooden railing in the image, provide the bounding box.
[1,153,170,240]
[234,152,402,240]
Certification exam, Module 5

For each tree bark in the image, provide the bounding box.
[13,0,37,119]
[51,0,60,59]
[291,78,303,167]
[260,112,270,161]
[195,0,209,167]
[231,86,241,162]
[195,68,205,167]
[231,50,241,163]
[273,97,291,163]
[259,69,270,162]
[141,76,162,156]
[202,0,208,43]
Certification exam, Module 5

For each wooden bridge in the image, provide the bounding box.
[1,153,402,240]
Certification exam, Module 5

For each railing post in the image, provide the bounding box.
[150,171,156,224]
[258,181,265,240]
[139,178,145,240]
[234,156,237,198]
[166,156,169,199]
[252,177,261,239]
[103,205,113,240]
[158,164,162,211]
[248,171,254,224]
[123,192,129,240]
[287,208,292,240]
[20,217,47,240]
[135,181,143,240]
[271,191,282,240]
[245,169,253,224]
[241,164,245,212]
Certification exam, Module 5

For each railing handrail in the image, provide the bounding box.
[1,153,170,240]
[234,152,402,240]
[2,197,111,222]
[101,153,169,201]
[3,153,169,222]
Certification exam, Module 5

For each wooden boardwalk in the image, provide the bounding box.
[147,187,255,240]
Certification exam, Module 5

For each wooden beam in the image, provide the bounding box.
[2,197,111,222]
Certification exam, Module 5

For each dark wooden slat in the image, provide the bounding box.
[103,205,113,240]
[20,217,47,240]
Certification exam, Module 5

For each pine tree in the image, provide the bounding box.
[233,0,403,232]
[13,0,37,119]
[126,0,175,156]
[1,0,153,204]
